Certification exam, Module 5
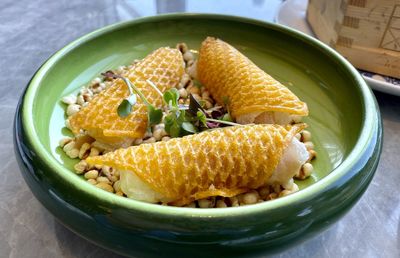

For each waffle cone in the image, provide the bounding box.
[86,124,306,205]
[69,47,184,145]
[197,37,308,119]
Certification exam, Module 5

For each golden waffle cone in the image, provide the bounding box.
[68,47,184,145]
[197,37,308,119]
[86,124,306,205]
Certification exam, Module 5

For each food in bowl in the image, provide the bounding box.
[198,37,309,124]
[15,14,382,256]
[87,124,309,206]
[59,38,317,207]
[68,47,184,147]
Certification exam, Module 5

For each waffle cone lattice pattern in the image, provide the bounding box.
[197,37,308,119]
[69,47,184,144]
[86,124,305,205]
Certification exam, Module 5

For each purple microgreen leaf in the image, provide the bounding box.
[101,71,118,80]
[211,110,223,119]
[188,94,206,116]
[206,121,220,128]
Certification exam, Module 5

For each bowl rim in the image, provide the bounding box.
[21,13,378,218]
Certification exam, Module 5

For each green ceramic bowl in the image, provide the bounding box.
[14,14,382,257]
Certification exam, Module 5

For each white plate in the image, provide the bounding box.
[275,0,400,96]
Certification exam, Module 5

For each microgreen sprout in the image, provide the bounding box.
[146,79,163,97]
[163,88,180,108]
[102,73,162,126]
[196,111,207,127]
[222,96,232,117]
[105,72,240,137]
[205,118,238,126]
[187,94,239,127]
[162,88,190,137]
[188,94,206,116]
[117,94,137,118]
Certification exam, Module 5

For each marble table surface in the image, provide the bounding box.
[1,0,399,257]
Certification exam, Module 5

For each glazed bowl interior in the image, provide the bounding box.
[23,14,372,215]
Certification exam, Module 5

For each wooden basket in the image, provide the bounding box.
[307,0,400,79]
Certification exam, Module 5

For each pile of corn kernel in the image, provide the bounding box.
[59,43,316,207]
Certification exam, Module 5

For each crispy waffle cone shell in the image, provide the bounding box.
[197,37,308,119]
[86,124,306,205]
[69,47,184,145]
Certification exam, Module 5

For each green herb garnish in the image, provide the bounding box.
[205,118,239,126]
[147,105,163,126]
[221,113,233,122]
[188,94,239,127]
[181,121,198,134]
[106,72,240,137]
[162,88,187,137]
[163,88,180,108]
[117,94,137,118]
[164,112,180,137]
[146,79,163,97]
[196,111,207,126]
[103,73,163,127]
[162,92,240,136]
[222,95,233,116]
